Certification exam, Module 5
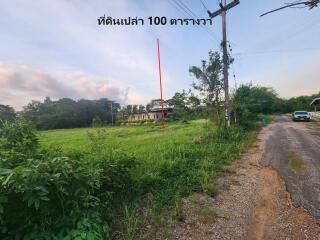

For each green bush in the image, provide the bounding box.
[0,122,139,239]
[91,116,103,128]
[0,119,255,239]
[232,85,279,129]
[0,117,38,165]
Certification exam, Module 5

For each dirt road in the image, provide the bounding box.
[172,116,320,239]
[262,115,320,222]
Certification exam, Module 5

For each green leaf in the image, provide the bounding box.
[34,200,40,210]
[0,196,8,203]
[0,168,11,176]
[40,196,50,201]
[2,172,13,185]
[86,233,95,240]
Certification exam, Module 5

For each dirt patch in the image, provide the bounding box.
[247,165,320,240]
[247,167,279,240]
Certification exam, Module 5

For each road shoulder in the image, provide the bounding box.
[171,123,320,240]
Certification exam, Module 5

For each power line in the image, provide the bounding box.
[199,0,210,11]
[169,0,220,43]
[233,48,320,56]
[168,0,214,43]
[173,0,218,40]
[168,0,212,42]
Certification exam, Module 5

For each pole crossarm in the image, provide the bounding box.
[207,0,240,18]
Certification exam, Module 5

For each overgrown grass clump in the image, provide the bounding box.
[0,118,255,239]
[288,151,306,174]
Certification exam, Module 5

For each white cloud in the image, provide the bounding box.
[0,61,145,110]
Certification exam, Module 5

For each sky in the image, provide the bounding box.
[0,0,319,110]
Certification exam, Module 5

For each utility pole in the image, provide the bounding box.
[208,0,240,127]
[110,102,114,125]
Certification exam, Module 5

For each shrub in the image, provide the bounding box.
[91,116,103,128]
[0,117,38,165]
[0,125,139,239]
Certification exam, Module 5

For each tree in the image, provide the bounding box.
[188,95,201,109]
[232,84,280,128]
[118,107,129,120]
[146,104,151,112]
[189,51,225,122]
[21,98,121,130]
[189,51,224,107]
[284,92,320,113]
[0,105,16,125]
[132,105,138,114]
[138,105,145,113]
[172,91,188,108]
[126,105,133,115]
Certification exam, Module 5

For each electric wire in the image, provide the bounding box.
[167,0,216,43]
[174,0,220,42]
[168,0,217,43]
[233,48,320,56]
[169,0,221,43]
[199,0,210,11]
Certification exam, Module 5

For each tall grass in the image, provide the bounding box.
[37,120,256,238]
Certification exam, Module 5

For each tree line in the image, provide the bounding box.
[1,98,120,130]
[0,51,319,130]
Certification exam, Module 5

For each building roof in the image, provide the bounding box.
[311,98,320,105]
[150,104,174,112]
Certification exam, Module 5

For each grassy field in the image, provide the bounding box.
[37,120,255,238]
[39,120,255,199]
[1,119,257,239]
[39,120,254,178]
[39,120,207,161]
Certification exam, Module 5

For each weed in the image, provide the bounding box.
[288,151,306,174]
[173,198,185,222]
[194,204,217,224]
[202,181,219,198]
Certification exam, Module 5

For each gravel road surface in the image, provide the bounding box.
[171,116,320,239]
[262,115,320,222]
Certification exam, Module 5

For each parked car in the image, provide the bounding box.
[292,111,311,122]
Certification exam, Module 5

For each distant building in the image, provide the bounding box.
[311,98,320,112]
[127,105,174,122]
[128,112,160,121]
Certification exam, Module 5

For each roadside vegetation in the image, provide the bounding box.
[0,118,255,239]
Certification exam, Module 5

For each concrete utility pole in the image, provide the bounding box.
[208,0,240,127]
[110,102,114,125]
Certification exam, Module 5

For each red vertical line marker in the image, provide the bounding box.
[157,38,165,129]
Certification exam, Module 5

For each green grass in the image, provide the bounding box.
[288,151,306,174]
[39,120,255,197]
[39,120,207,162]
[39,120,254,182]
[38,120,256,238]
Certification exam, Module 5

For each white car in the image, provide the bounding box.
[292,111,311,122]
